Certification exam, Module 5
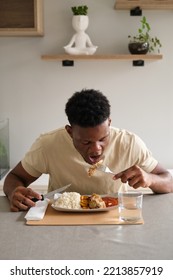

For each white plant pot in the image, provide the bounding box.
[64,15,98,55]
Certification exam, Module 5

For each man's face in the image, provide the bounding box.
[66,118,111,165]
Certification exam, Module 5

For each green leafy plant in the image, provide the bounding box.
[71,5,88,15]
[128,16,162,53]
[0,141,6,157]
[0,141,9,172]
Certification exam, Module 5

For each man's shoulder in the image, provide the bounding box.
[38,127,70,144]
[110,127,136,138]
[40,127,66,138]
[110,127,145,148]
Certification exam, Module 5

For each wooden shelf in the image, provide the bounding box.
[114,0,173,10]
[41,54,163,61]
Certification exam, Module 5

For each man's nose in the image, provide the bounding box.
[89,142,102,153]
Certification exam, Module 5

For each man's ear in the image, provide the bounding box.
[65,125,72,138]
[108,118,111,126]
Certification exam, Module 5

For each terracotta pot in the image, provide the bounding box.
[128,42,149,54]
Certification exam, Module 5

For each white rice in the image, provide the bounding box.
[54,192,81,209]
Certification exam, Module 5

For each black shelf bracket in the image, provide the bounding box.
[130,6,142,16]
[62,60,74,67]
[133,60,144,67]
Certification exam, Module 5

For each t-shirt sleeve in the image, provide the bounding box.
[132,134,158,172]
[21,135,48,177]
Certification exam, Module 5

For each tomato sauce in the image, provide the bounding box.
[102,197,118,207]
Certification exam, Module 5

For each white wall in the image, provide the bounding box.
[0,0,173,169]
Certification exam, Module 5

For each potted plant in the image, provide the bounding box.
[64,5,98,55]
[0,141,8,177]
[71,5,88,15]
[128,16,162,54]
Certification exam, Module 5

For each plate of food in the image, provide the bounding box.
[51,192,118,212]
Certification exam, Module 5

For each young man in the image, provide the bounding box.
[3,89,173,211]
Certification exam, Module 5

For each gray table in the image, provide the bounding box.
[0,193,173,260]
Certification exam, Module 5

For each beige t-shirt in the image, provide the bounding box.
[22,127,158,194]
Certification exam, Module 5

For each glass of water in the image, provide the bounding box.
[118,191,143,222]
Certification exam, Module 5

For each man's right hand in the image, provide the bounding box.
[9,186,42,212]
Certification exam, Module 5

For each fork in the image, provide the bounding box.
[96,164,114,174]
[96,164,129,191]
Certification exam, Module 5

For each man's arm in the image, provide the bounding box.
[114,163,173,194]
[3,161,42,211]
[148,164,173,193]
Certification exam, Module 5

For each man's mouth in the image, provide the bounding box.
[88,155,103,164]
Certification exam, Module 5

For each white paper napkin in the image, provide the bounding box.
[25,198,49,221]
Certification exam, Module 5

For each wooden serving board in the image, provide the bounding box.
[26,204,144,226]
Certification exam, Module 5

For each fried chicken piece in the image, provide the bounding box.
[88,193,106,209]
[88,160,103,177]
[80,194,106,209]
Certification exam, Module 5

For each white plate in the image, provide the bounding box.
[51,194,118,213]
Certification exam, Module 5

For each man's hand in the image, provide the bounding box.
[9,186,42,212]
[113,165,152,189]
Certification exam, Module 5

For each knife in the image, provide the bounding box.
[31,184,71,202]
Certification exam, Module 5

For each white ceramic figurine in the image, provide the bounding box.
[64,15,98,55]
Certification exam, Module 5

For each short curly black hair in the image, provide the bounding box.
[65,89,111,127]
